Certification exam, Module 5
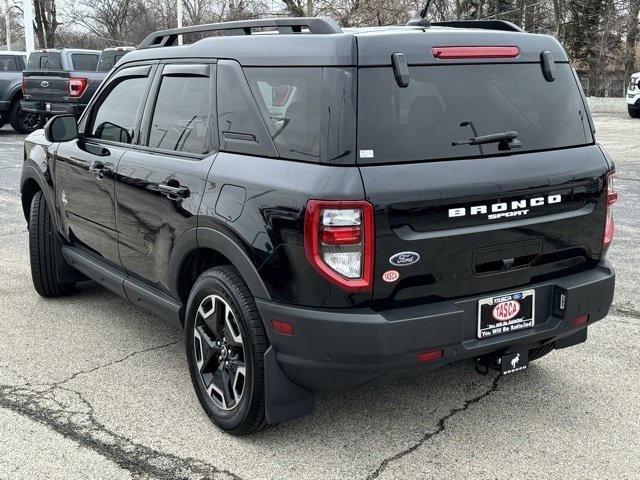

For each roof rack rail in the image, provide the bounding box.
[431,20,523,33]
[138,17,343,49]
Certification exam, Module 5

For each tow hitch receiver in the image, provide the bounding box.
[500,349,529,375]
[475,348,529,376]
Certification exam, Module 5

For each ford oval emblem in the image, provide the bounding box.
[389,251,420,267]
[40,80,49,88]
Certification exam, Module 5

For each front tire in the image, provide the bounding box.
[628,105,640,118]
[9,100,44,134]
[28,191,75,297]
[185,266,268,435]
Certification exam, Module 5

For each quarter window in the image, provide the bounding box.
[148,75,212,155]
[89,76,147,144]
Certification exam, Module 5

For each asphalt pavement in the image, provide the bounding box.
[0,100,638,479]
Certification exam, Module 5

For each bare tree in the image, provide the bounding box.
[33,0,58,47]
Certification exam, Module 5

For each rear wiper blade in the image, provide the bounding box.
[452,130,522,151]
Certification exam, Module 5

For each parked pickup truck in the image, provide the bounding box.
[0,51,43,133]
[21,48,102,118]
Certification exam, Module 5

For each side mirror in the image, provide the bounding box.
[44,114,78,143]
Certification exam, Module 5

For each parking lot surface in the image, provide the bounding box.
[0,101,638,479]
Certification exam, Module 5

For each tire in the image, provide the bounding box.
[9,100,44,134]
[29,191,75,297]
[628,106,640,118]
[529,343,554,362]
[185,266,268,435]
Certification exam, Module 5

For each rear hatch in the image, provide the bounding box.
[355,29,610,307]
[22,70,71,102]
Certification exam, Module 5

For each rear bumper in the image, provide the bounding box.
[20,100,84,116]
[257,261,615,392]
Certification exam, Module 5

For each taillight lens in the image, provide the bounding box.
[603,172,617,249]
[68,77,88,98]
[304,200,374,292]
[432,46,520,59]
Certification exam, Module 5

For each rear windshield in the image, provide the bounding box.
[27,52,62,70]
[358,63,592,164]
[71,53,99,71]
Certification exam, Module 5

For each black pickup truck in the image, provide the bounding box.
[0,51,42,133]
[21,17,616,435]
[21,48,103,118]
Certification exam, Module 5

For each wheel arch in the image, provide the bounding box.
[170,227,271,324]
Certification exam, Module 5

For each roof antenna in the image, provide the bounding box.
[406,0,432,27]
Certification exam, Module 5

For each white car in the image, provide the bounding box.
[627,72,640,118]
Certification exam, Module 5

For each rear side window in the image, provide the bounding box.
[97,52,129,72]
[27,53,62,70]
[245,68,322,162]
[89,76,147,144]
[148,75,212,155]
[358,63,593,164]
[72,54,98,71]
[0,56,18,71]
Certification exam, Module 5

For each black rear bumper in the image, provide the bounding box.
[20,100,84,116]
[257,261,615,392]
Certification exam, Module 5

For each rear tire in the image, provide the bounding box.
[9,100,44,134]
[29,191,75,297]
[185,266,268,435]
[628,106,640,118]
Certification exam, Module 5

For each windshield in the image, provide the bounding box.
[357,63,592,164]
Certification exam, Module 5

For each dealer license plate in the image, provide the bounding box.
[477,289,535,339]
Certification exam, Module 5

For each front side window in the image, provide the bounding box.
[89,76,147,144]
[148,75,212,155]
[72,54,99,71]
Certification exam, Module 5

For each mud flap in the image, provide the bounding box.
[264,346,315,425]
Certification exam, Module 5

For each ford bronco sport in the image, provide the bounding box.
[20,16,616,435]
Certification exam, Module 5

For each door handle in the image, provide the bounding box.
[157,183,190,200]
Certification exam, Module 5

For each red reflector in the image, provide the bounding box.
[271,319,293,336]
[570,314,589,327]
[418,349,444,363]
[432,46,520,59]
[321,226,361,245]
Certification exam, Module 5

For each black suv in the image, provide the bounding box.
[20,17,616,435]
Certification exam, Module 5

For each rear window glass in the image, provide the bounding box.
[148,75,212,155]
[72,53,98,71]
[0,56,18,71]
[28,53,62,70]
[245,67,356,163]
[358,63,592,164]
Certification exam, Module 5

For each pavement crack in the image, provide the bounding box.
[52,340,181,387]
[365,374,501,480]
[0,382,243,480]
[610,306,640,321]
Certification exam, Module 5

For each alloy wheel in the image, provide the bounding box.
[193,294,246,411]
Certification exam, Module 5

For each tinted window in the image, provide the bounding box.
[97,52,130,72]
[27,53,62,70]
[358,63,592,164]
[72,54,98,71]
[90,76,147,144]
[246,68,321,161]
[217,61,271,157]
[148,75,212,154]
[0,56,18,71]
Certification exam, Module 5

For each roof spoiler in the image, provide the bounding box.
[431,20,523,32]
[138,17,343,49]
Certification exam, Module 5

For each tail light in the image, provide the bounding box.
[603,172,617,249]
[432,46,520,59]
[68,77,88,98]
[304,200,374,292]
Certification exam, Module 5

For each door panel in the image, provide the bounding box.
[115,150,215,292]
[55,140,126,266]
